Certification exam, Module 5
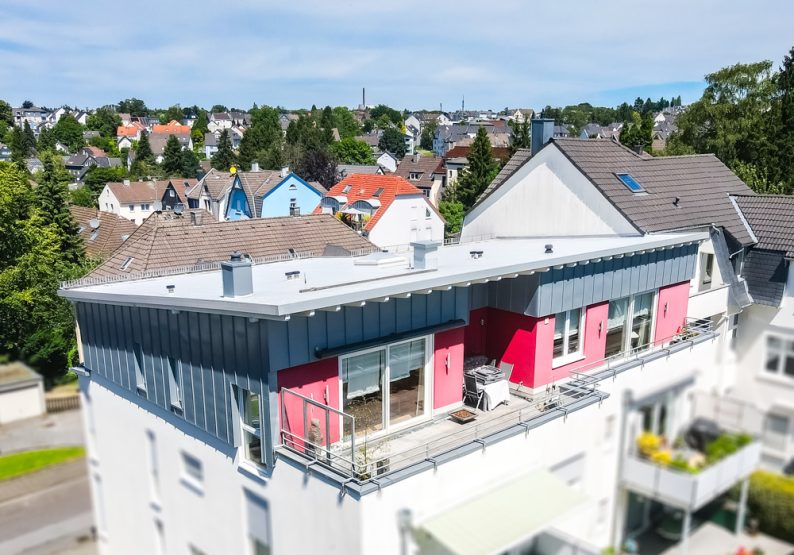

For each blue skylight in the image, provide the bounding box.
[616,173,645,193]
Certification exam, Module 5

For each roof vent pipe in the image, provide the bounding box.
[221,251,253,297]
[673,196,680,207]
[411,240,441,270]
[545,244,553,254]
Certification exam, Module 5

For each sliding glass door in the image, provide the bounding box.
[341,337,430,438]
[606,292,657,359]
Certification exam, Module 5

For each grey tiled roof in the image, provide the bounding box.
[733,195,794,257]
[87,213,374,279]
[473,139,755,245]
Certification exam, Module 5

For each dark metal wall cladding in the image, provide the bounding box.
[743,249,787,307]
[75,287,468,445]
[470,244,698,316]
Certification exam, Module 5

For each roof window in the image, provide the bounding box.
[120,257,134,271]
[615,173,645,193]
[373,187,384,198]
[342,184,351,194]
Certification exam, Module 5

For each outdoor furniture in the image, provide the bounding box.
[499,361,514,382]
[465,365,510,411]
[463,374,483,410]
[479,379,510,410]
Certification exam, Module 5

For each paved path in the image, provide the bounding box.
[0,410,84,454]
[0,460,93,555]
[660,522,794,555]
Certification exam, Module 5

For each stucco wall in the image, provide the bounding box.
[260,176,322,218]
[0,383,45,424]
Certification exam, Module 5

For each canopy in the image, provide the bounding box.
[417,468,585,555]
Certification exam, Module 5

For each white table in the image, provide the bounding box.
[478,379,509,411]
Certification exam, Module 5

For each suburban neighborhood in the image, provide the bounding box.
[1,2,794,555]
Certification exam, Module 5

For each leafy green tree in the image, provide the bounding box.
[161,135,184,176]
[0,162,86,379]
[69,185,96,208]
[438,200,464,237]
[331,138,374,164]
[117,98,148,116]
[378,127,407,158]
[83,166,127,198]
[21,100,33,109]
[510,118,530,151]
[238,106,282,170]
[420,120,437,151]
[36,127,56,152]
[455,127,499,209]
[332,107,361,139]
[160,105,184,124]
[23,121,36,154]
[0,100,12,127]
[193,110,209,135]
[777,47,794,192]
[9,126,31,164]
[36,154,84,264]
[180,148,199,178]
[294,147,337,189]
[135,132,154,164]
[52,114,84,152]
[370,104,402,125]
[211,129,237,170]
[619,111,652,152]
[210,104,228,113]
[86,108,122,138]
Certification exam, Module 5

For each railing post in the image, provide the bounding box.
[325,410,331,465]
[280,389,286,445]
[303,399,309,456]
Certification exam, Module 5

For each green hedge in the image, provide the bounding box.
[747,470,794,542]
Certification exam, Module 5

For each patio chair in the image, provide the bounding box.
[463,374,483,410]
[499,361,514,382]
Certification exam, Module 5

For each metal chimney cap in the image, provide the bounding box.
[544,244,553,254]
[229,251,243,262]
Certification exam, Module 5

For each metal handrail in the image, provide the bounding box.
[279,319,715,483]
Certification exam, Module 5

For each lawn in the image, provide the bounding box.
[0,447,85,481]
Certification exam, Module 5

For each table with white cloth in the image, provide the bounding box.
[466,365,510,411]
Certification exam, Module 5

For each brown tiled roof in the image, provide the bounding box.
[444,146,512,163]
[106,179,197,205]
[734,195,794,257]
[473,139,755,245]
[0,361,41,390]
[394,154,444,190]
[87,213,373,279]
[70,206,138,260]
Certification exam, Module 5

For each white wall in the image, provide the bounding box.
[98,187,122,218]
[0,383,45,424]
[462,145,639,240]
[369,195,444,248]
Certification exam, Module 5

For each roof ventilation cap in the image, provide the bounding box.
[469,250,484,260]
[544,244,553,254]
[673,197,680,207]
[89,218,100,230]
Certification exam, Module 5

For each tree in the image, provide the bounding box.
[21,100,33,109]
[777,47,794,192]
[160,105,184,124]
[36,153,84,264]
[455,127,499,209]
[237,106,282,170]
[179,148,199,178]
[83,166,127,198]
[23,121,36,154]
[9,126,31,164]
[52,114,85,152]
[510,118,530,151]
[420,120,437,151]
[36,127,56,153]
[135,132,154,164]
[69,185,95,208]
[619,111,652,152]
[0,100,12,127]
[210,104,228,113]
[161,135,184,176]
[378,127,407,158]
[86,108,121,138]
[332,107,361,139]
[193,110,209,136]
[369,104,402,125]
[438,200,464,237]
[0,162,85,380]
[331,138,374,164]
[294,148,337,189]
[211,129,236,170]
[117,98,148,116]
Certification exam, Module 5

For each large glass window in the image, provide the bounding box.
[341,337,429,438]
[553,309,583,361]
[630,292,654,350]
[764,336,794,379]
[606,292,657,358]
[605,298,629,358]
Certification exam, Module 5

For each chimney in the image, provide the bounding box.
[413,152,420,163]
[221,251,253,298]
[123,179,130,186]
[280,166,289,178]
[633,143,645,155]
[251,161,260,172]
[410,240,441,270]
[530,118,555,156]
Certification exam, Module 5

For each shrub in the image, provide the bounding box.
[747,471,794,542]
[670,456,699,474]
[637,432,663,457]
[705,433,751,464]
[651,449,673,466]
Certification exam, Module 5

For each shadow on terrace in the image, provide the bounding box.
[278,319,716,487]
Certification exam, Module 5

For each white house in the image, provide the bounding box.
[376,151,398,173]
[0,362,45,425]
[99,179,197,225]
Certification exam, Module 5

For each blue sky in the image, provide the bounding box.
[1,0,792,111]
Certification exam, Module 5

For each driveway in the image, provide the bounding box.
[0,409,84,454]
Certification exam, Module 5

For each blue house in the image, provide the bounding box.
[222,170,324,221]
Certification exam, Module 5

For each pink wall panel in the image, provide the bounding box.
[655,281,690,344]
[278,357,341,445]
[486,308,538,387]
[433,328,464,409]
[464,307,489,356]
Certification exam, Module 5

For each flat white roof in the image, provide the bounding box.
[60,232,707,319]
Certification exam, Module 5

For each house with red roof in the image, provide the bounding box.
[315,174,444,248]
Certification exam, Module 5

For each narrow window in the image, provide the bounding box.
[245,491,272,555]
[699,253,715,291]
[167,357,183,410]
[765,336,794,379]
[146,430,159,501]
[239,390,263,465]
[129,204,134,212]
[553,308,583,362]
[181,452,203,486]
[133,342,146,392]
[763,413,789,452]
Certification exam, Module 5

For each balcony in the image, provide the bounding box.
[277,319,717,494]
[621,440,761,512]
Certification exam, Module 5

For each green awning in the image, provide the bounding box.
[417,468,586,555]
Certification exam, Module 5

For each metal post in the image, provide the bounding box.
[302,400,309,455]
[325,411,331,464]
[736,478,749,535]
[681,509,692,555]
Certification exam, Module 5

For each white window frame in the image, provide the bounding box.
[338,334,434,439]
[167,356,183,410]
[762,334,794,382]
[552,308,585,367]
[133,341,146,392]
[699,253,715,292]
[238,388,265,467]
[763,412,790,453]
[180,451,203,494]
[607,291,659,358]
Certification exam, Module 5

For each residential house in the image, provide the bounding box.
[279,113,300,132]
[187,167,323,221]
[207,112,233,132]
[355,131,382,155]
[0,362,44,425]
[336,164,383,183]
[63,149,122,182]
[394,152,446,205]
[69,206,138,260]
[25,158,43,173]
[0,143,11,162]
[98,178,198,225]
[432,123,511,156]
[12,106,49,127]
[441,145,512,186]
[376,151,398,173]
[316,173,444,247]
[116,122,144,142]
[73,110,90,126]
[510,108,535,123]
[148,132,193,164]
[118,113,132,126]
[553,124,570,138]
[83,130,101,141]
[152,120,192,136]
[204,132,219,159]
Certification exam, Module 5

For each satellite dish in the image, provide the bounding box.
[89,218,100,230]
[174,203,184,215]
[154,201,163,212]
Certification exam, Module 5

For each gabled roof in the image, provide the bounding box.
[148,132,191,155]
[87,213,372,280]
[152,121,191,135]
[473,139,756,246]
[444,146,512,164]
[394,154,444,190]
[319,174,425,231]
[733,195,794,257]
[105,179,198,205]
[116,122,144,137]
[70,206,138,259]
[337,164,382,178]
